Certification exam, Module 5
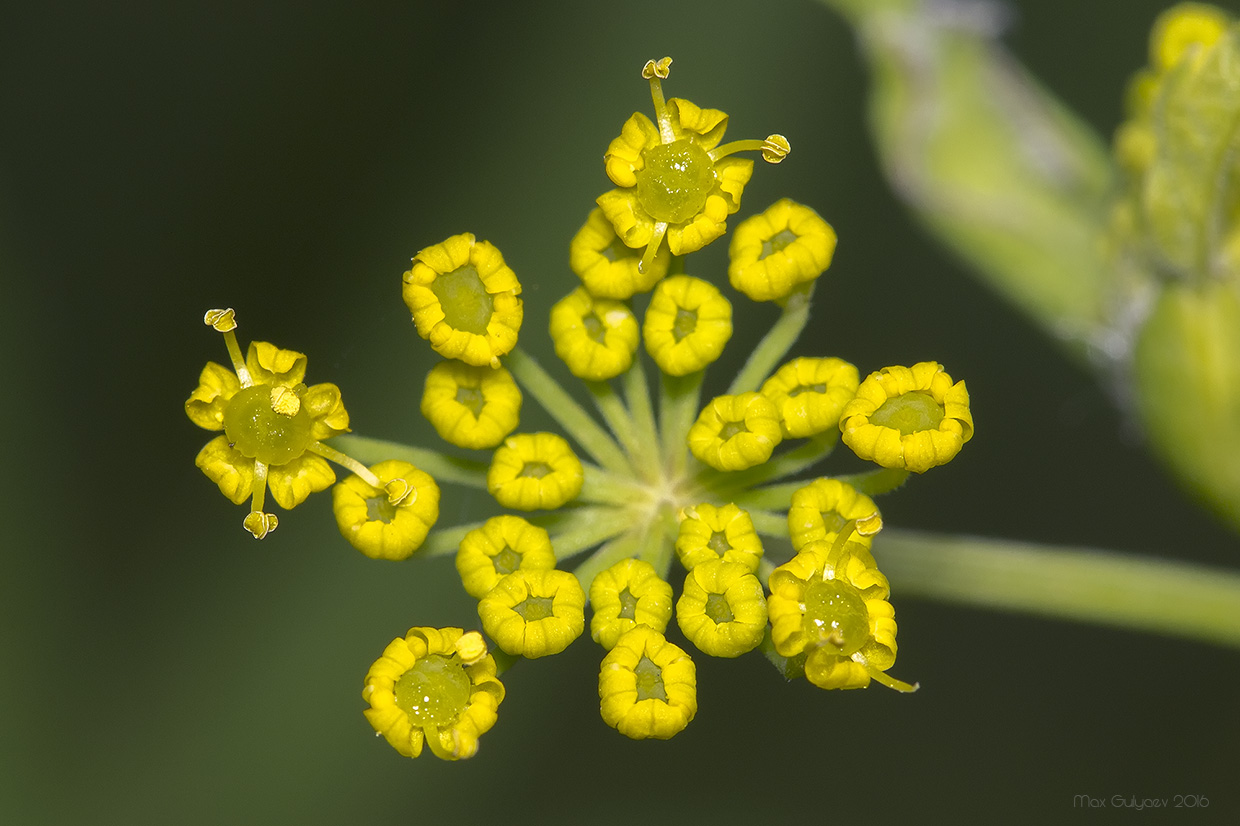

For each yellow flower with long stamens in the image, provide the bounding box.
[761,357,859,439]
[840,362,974,474]
[674,503,763,573]
[599,625,697,740]
[362,627,504,760]
[549,287,640,382]
[642,274,732,376]
[786,478,880,552]
[570,207,670,299]
[186,309,418,540]
[421,360,522,450]
[332,460,440,560]
[675,560,767,658]
[589,558,675,650]
[455,515,557,599]
[401,233,523,368]
[596,57,789,274]
[477,569,586,658]
[728,198,838,302]
[487,432,585,510]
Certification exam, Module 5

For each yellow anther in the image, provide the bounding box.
[385,477,416,507]
[268,385,302,417]
[761,134,790,163]
[204,308,237,332]
[856,513,883,537]
[642,57,672,79]
[454,631,489,666]
[243,511,279,539]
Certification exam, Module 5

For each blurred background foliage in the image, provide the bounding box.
[2,0,1237,823]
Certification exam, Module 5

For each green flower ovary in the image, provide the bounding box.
[635,139,716,224]
[870,391,944,435]
[394,654,471,727]
[222,384,313,465]
[431,264,494,334]
[801,577,869,657]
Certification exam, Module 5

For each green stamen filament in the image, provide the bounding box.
[802,577,869,657]
[870,391,945,436]
[617,587,638,620]
[493,546,521,575]
[455,385,484,416]
[431,264,494,335]
[707,530,731,553]
[583,313,607,344]
[516,595,555,622]
[718,421,748,440]
[705,592,734,624]
[394,654,471,727]
[761,229,800,259]
[672,308,698,342]
[519,461,553,479]
[633,654,667,702]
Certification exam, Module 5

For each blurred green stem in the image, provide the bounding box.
[877,530,1240,649]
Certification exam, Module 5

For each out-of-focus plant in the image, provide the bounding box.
[822,0,1240,533]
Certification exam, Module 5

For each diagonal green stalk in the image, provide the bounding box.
[702,431,838,499]
[623,357,660,474]
[659,370,704,478]
[544,505,635,561]
[505,347,632,475]
[420,521,481,556]
[579,464,645,506]
[747,508,789,539]
[327,434,489,488]
[573,529,643,598]
[726,283,814,395]
[876,530,1240,649]
[836,467,911,497]
[587,380,643,477]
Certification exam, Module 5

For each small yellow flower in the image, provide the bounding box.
[596,57,789,273]
[675,560,767,658]
[760,357,859,439]
[401,232,523,368]
[486,432,585,510]
[599,625,697,740]
[588,558,675,650]
[332,460,440,561]
[477,569,586,658]
[362,626,505,760]
[642,275,733,377]
[420,360,522,450]
[186,309,355,538]
[687,392,782,471]
[840,362,974,474]
[786,478,880,552]
[1149,3,1229,72]
[728,198,838,302]
[570,207,670,299]
[675,503,763,572]
[549,287,640,382]
[767,534,913,693]
[455,515,557,599]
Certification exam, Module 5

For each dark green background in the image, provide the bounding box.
[3,1,1237,823]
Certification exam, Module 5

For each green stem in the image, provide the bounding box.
[587,380,644,479]
[659,370,704,478]
[420,521,481,557]
[327,434,488,489]
[573,530,643,597]
[726,283,814,396]
[545,506,635,561]
[876,530,1240,649]
[579,465,645,506]
[747,508,788,539]
[505,347,632,475]
[703,431,838,499]
[624,358,660,475]
[836,467,911,497]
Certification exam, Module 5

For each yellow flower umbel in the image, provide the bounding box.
[186,309,429,544]
[487,432,585,510]
[675,503,763,573]
[687,391,783,471]
[455,515,557,599]
[421,360,522,450]
[840,362,974,474]
[599,625,697,740]
[767,525,916,693]
[596,57,790,274]
[728,198,838,303]
[332,460,440,561]
[362,627,505,760]
[676,560,768,658]
[588,558,675,650]
[477,569,586,658]
[642,275,733,376]
[761,357,859,439]
[402,232,523,368]
[549,287,640,382]
[786,478,880,552]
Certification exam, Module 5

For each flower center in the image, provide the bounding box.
[870,391,945,436]
[718,420,748,440]
[707,530,731,553]
[519,461,553,479]
[635,139,716,224]
[760,229,799,258]
[516,595,555,621]
[454,385,484,416]
[493,546,521,575]
[705,592,734,624]
[222,384,313,465]
[431,264,494,335]
[788,382,827,397]
[672,308,698,342]
[801,577,869,657]
[394,654,471,727]
[366,496,398,523]
[583,312,608,344]
[633,654,667,702]
[617,587,638,620]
